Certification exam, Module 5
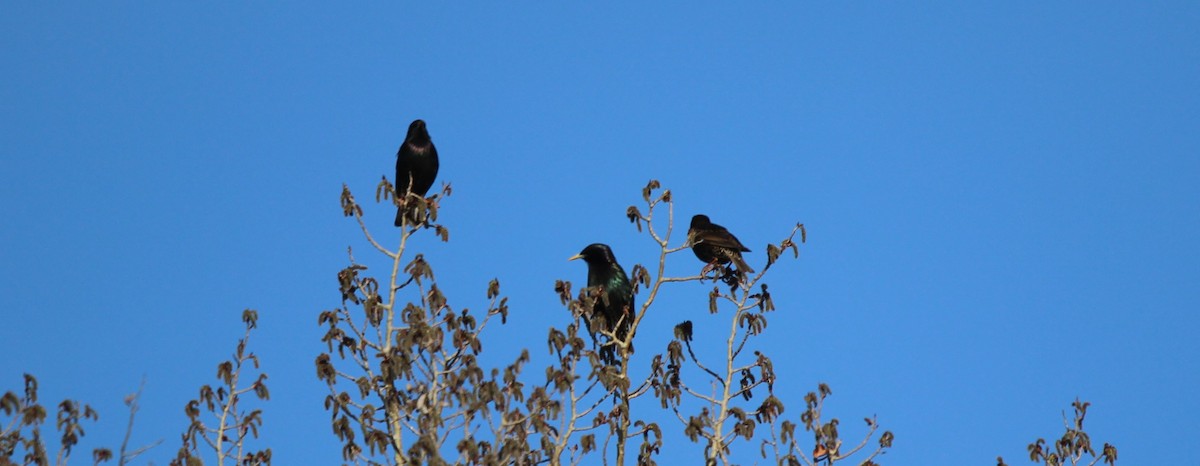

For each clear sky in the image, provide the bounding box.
[2,2,1198,465]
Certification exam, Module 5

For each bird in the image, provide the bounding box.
[394,119,439,227]
[687,214,754,276]
[568,243,635,364]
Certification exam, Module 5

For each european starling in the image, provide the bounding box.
[688,214,754,275]
[568,243,635,364]
[394,119,439,226]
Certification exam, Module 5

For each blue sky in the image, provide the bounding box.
[2,2,1198,464]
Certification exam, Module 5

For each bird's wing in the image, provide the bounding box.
[695,228,751,252]
[395,148,413,192]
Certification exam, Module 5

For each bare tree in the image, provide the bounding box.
[759,383,893,466]
[517,180,891,466]
[321,176,896,466]
[319,180,530,465]
[0,374,111,466]
[170,310,272,466]
[629,181,891,465]
[997,399,1117,466]
[116,379,161,466]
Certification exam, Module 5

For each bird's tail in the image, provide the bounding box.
[731,254,755,275]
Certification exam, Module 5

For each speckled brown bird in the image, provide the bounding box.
[688,214,754,275]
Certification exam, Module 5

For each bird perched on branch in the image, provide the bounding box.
[688,214,754,277]
[394,119,439,226]
[568,243,634,364]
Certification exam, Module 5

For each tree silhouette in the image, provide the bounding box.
[1,176,1123,466]
[318,177,892,465]
[998,399,1117,466]
[170,310,271,466]
[0,374,110,466]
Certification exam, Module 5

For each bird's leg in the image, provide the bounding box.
[700,259,721,280]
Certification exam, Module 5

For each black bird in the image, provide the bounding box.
[394,119,439,226]
[688,214,754,276]
[568,243,635,364]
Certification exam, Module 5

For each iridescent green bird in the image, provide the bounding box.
[568,243,635,364]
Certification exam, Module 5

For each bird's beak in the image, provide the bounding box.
[567,254,583,262]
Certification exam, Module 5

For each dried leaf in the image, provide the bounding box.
[642,180,661,202]
[673,321,693,342]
